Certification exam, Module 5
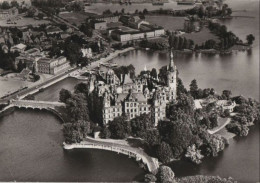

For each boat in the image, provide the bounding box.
[84,3,91,6]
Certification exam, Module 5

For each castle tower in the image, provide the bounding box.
[167,50,177,99]
[107,69,115,85]
[88,75,95,93]
[103,91,110,107]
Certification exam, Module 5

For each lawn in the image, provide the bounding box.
[181,27,219,46]
[59,12,96,26]
[145,15,185,31]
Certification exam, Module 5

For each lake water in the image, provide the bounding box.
[84,1,194,15]
[33,77,85,101]
[0,109,145,182]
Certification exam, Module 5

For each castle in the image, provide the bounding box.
[88,51,177,126]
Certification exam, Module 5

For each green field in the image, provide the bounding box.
[145,15,185,31]
[181,27,219,46]
[60,12,96,26]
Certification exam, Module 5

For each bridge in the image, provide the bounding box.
[64,137,159,174]
[10,100,65,110]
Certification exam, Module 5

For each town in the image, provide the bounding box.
[0,0,259,182]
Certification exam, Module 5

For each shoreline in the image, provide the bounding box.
[63,137,159,174]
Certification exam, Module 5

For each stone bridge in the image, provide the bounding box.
[10,100,65,110]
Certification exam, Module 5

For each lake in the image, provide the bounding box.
[84,1,194,15]
[0,109,145,182]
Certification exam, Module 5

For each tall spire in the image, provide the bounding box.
[144,65,147,72]
[169,50,174,71]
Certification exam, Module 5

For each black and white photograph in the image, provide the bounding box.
[0,0,259,182]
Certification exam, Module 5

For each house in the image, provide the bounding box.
[37,56,70,75]
[131,31,145,40]
[46,26,63,35]
[95,15,119,23]
[10,43,26,53]
[111,30,131,42]
[0,7,18,20]
[81,48,93,58]
[92,20,107,30]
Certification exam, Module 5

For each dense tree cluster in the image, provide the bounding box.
[63,120,90,144]
[60,83,93,144]
[169,34,194,50]
[0,47,20,71]
[49,35,100,66]
[0,1,19,9]
[208,22,239,50]
[79,22,93,37]
[113,64,135,79]
[226,96,260,136]
[139,39,168,51]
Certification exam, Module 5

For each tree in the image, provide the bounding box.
[63,41,82,65]
[144,129,161,147]
[157,166,176,183]
[143,8,148,14]
[66,93,90,122]
[222,90,232,100]
[246,34,255,45]
[103,9,112,15]
[130,114,153,138]
[185,144,204,164]
[144,173,157,182]
[59,89,72,103]
[1,1,10,9]
[74,82,89,94]
[11,1,19,8]
[63,120,90,144]
[201,134,227,157]
[190,79,198,99]
[158,120,194,158]
[99,127,111,139]
[156,141,174,163]
[150,68,157,79]
[108,116,131,139]
[79,23,93,37]
[177,78,187,96]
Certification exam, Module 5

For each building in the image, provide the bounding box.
[81,48,93,58]
[92,20,107,30]
[88,51,177,125]
[95,15,119,23]
[46,26,63,35]
[37,56,70,75]
[0,7,18,20]
[110,25,165,42]
[10,43,27,53]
